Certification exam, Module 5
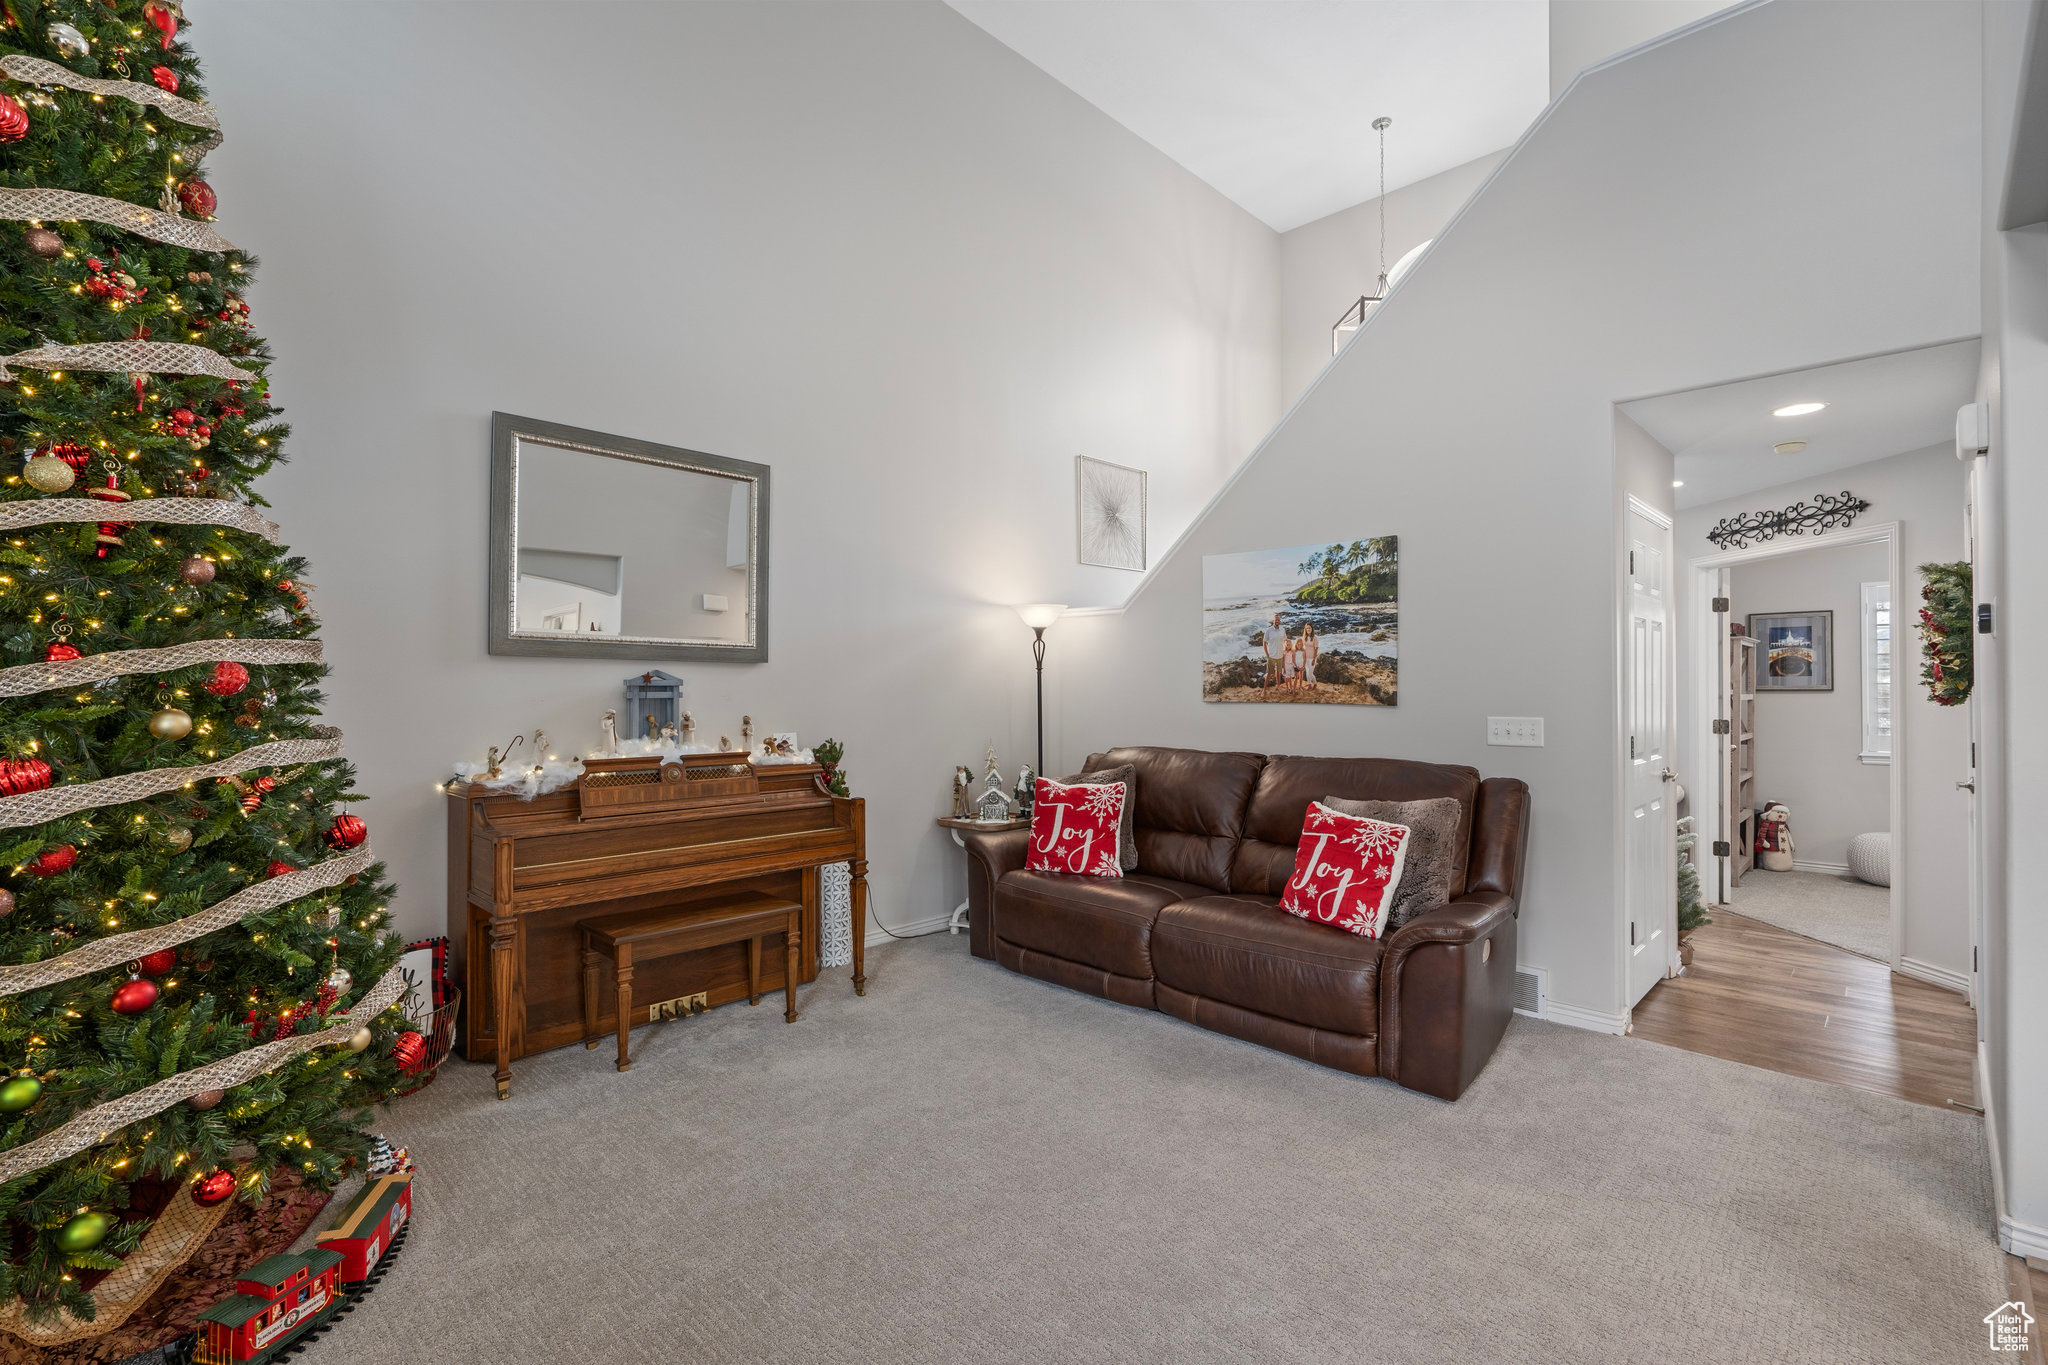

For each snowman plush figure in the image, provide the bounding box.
[1755,803,1795,872]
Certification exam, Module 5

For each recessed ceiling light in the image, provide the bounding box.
[1773,440,1807,455]
[1672,480,1684,488]
[1773,401,1827,417]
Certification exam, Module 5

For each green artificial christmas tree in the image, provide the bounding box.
[0,0,407,1323]
[1675,816,1710,934]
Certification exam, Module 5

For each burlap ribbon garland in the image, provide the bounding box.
[0,55,222,152]
[0,841,373,999]
[0,187,235,254]
[0,636,321,700]
[0,959,406,1184]
[0,495,279,542]
[0,725,342,830]
[0,339,253,384]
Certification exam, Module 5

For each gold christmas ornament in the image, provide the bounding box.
[21,455,75,493]
[148,707,193,740]
[347,1026,372,1054]
[162,826,193,853]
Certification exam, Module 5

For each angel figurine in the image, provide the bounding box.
[599,710,620,758]
[531,730,548,775]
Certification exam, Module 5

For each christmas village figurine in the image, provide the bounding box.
[952,765,974,819]
[599,709,620,757]
[1013,764,1036,818]
[976,742,1013,823]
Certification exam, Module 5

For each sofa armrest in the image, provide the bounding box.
[959,827,1030,960]
[1377,891,1518,1100]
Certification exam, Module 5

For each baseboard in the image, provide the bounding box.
[1543,999,1630,1036]
[866,912,949,947]
[1897,956,1971,995]
[1790,859,1851,876]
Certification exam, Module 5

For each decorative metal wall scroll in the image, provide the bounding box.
[1705,491,1871,551]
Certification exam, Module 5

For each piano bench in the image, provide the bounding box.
[577,891,804,1073]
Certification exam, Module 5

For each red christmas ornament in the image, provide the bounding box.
[323,814,367,852]
[88,471,131,561]
[265,860,295,879]
[42,642,81,662]
[151,66,180,93]
[39,442,94,475]
[137,948,177,977]
[192,1169,235,1207]
[0,95,28,145]
[29,845,76,877]
[143,0,180,51]
[176,179,215,218]
[392,1031,428,1074]
[203,661,249,697]
[315,982,339,1013]
[111,976,159,1015]
[0,759,53,796]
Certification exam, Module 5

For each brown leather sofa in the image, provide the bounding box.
[961,746,1530,1100]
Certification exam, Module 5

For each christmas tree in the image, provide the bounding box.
[1675,816,1710,934]
[0,0,406,1323]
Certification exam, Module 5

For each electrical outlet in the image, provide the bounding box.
[1487,717,1544,747]
[648,991,709,1022]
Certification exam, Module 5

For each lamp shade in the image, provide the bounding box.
[1015,603,1069,631]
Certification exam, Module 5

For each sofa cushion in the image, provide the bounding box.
[1061,762,1139,871]
[1152,894,1385,1038]
[994,869,1187,981]
[1229,756,1480,899]
[1084,746,1265,891]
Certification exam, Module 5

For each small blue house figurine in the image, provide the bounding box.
[623,670,684,741]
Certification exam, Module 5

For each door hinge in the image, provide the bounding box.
[1712,840,1731,857]
[1712,596,1730,613]
[1630,921,1637,946]
[1629,550,1635,575]
[1712,719,1731,735]
[1630,734,1636,758]
[1974,946,1979,972]
[1978,602,1994,634]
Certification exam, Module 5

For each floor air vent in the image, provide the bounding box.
[1512,965,1547,1019]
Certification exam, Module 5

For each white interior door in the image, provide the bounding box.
[1626,503,1676,1006]
[1965,461,1985,1019]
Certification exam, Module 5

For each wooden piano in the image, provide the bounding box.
[446,753,866,1098]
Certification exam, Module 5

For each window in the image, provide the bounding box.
[1861,580,1892,763]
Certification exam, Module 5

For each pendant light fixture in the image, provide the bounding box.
[1332,116,1393,356]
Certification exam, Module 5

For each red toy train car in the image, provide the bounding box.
[192,1171,413,1365]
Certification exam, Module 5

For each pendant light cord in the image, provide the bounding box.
[1373,116,1391,295]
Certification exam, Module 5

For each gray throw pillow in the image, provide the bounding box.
[1320,795,1462,929]
[1061,763,1139,871]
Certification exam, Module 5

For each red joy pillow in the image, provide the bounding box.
[1279,801,1411,938]
[1025,776,1126,879]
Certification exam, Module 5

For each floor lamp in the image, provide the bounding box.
[1015,604,1068,778]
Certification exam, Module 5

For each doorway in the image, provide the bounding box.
[1623,496,1675,1007]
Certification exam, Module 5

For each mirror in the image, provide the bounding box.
[488,413,769,661]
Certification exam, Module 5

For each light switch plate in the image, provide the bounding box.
[1487,717,1544,747]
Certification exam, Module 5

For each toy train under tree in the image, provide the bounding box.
[189,1168,413,1365]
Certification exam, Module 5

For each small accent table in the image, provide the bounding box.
[937,816,1029,934]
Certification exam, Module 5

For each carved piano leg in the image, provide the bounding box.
[784,911,801,1023]
[614,945,635,1072]
[850,854,869,997]
[748,935,762,1006]
[490,909,516,1100]
[581,942,601,1049]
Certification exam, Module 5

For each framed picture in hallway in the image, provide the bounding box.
[1201,537,1397,705]
[1748,609,1834,691]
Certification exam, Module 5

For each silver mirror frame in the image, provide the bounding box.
[487,412,770,662]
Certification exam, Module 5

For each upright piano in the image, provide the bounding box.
[446,755,866,1098]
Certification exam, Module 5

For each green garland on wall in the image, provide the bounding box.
[1915,561,1973,706]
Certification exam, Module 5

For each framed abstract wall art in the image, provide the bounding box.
[1201,537,1398,705]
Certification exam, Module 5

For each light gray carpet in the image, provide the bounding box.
[1730,867,1892,961]
[325,935,2001,1364]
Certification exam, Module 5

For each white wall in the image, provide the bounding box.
[1053,0,1980,1024]
[1676,445,1972,978]
[1277,152,1507,402]
[186,0,1282,942]
[1549,0,1736,97]
[1726,541,1890,868]
[1979,0,2048,1256]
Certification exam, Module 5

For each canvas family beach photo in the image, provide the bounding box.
[1202,537,1398,705]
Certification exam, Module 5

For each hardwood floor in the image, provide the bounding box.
[1628,909,1977,1110]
